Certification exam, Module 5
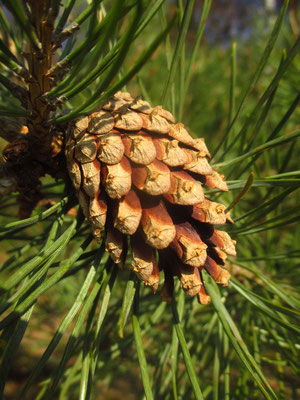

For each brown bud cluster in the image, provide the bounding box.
[65,91,236,304]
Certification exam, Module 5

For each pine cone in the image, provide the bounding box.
[65,91,236,304]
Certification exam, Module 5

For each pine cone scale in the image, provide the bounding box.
[114,189,142,235]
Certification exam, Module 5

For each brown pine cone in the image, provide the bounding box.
[65,91,236,304]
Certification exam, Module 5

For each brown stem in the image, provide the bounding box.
[25,1,55,154]
[1,1,65,218]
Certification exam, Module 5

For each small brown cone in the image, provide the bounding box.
[65,91,235,303]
